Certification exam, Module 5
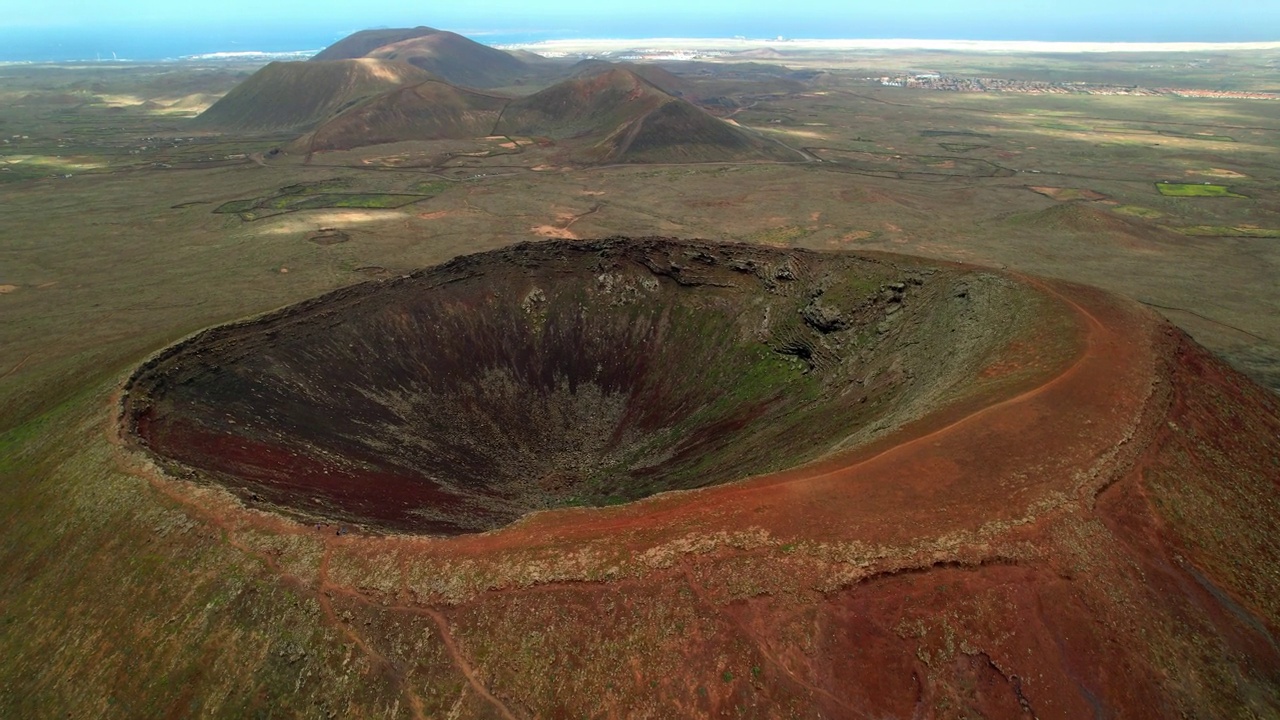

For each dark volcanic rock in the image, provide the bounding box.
[122,238,1027,534]
[802,296,851,333]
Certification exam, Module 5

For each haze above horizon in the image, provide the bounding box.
[3,0,1277,62]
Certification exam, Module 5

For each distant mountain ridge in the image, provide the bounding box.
[364,32,528,89]
[494,67,801,164]
[196,28,804,165]
[311,26,527,89]
[308,27,441,61]
[566,60,693,98]
[496,69,673,139]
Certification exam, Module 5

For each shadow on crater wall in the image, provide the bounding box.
[123,237,1031,534]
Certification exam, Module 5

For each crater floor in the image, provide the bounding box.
[123,238,1049,534]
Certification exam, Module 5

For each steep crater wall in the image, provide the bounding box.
[122,238,1037,534]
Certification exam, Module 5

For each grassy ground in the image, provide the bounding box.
[1156,182,1248,198]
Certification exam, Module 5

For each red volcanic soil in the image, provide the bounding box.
[117,239,1280,717]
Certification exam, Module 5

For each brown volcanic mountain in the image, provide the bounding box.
[294,81,510,152]
[308,26,441,61]
[277,63,800,163]
[365,32,528,88]
[1006,202,1190,250]
[107,238,1280,717]
[613,99,790,163]
[566,59,694,97]
[311,26,528,89]
[497,69,673,138]
[191,58,433,133]
[494,68,801,163]
[197,31,795,163]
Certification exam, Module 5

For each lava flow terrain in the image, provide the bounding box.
[114,238,1280,717]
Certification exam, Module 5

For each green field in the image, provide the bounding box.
[215,190,428,218]
[747,225,809,245]
[286,193,426,210]
[408,179,453,195]
[1156,182,1248,198]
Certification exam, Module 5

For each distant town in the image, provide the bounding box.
[875,73,1280,100]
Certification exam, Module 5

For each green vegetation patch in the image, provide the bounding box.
[1113,205,1165,219]
[212,198,258,214]
[1174,226,1280,238]
[275,178,351,195]
[286,193,425,210]
[0,154,105,182]
[0,164,56,183]
[1155,183,1248,198]
[813,148,1013,179]
[258,195,307,210]
[747,226,808,245]
[213,184,430,219]
[213,177,353,214]
[820,276,883,307]
[407,179,452,195]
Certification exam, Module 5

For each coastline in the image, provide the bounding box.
[498,37,1280,55]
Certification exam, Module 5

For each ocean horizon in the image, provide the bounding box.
[2,24,1278,64]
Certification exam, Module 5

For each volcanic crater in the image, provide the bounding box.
[123,238,1042,535]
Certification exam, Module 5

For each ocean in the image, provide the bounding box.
[1,19,1276,64]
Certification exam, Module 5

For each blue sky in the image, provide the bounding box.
[8,0,1280,36]
[2,1,1277,60]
